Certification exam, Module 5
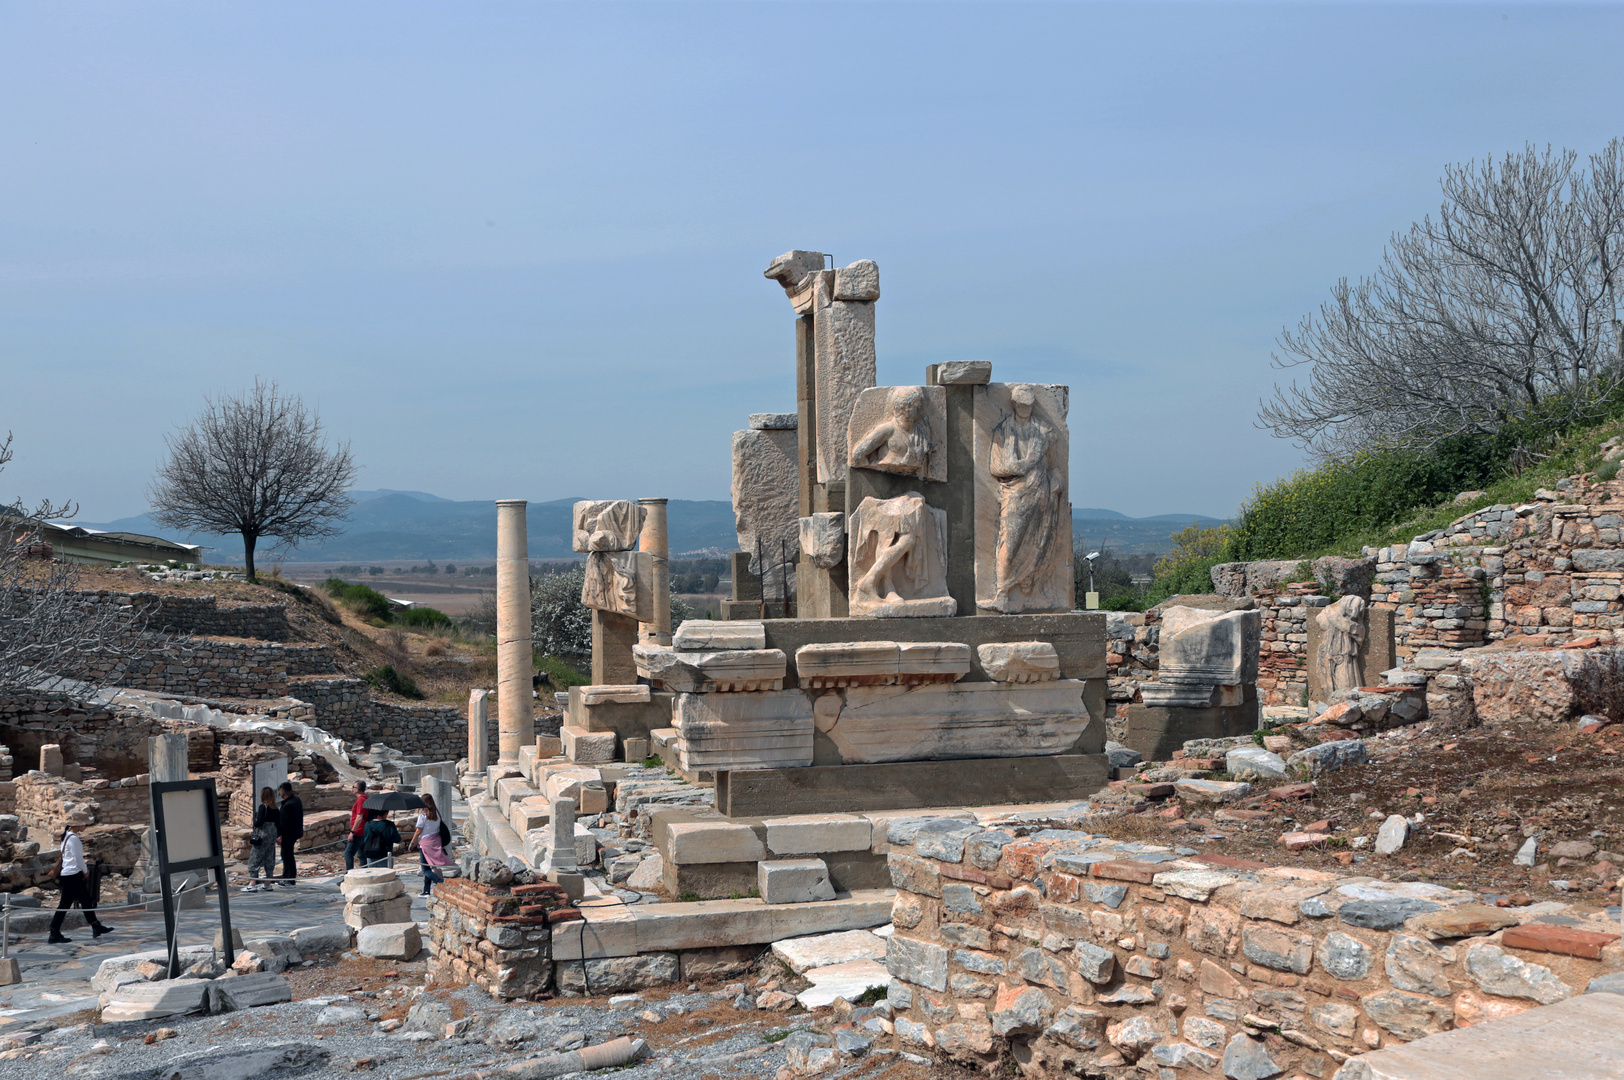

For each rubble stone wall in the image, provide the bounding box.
[85,639,292,698]
[279,677,494,763]
[68,590,291,641]
[426,875,575,1000]
[880,823,1618,1078]
[0,693,212,780]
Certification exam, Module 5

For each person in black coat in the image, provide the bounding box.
[277,781,305,886]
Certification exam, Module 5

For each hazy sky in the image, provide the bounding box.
[5,2,1623,522]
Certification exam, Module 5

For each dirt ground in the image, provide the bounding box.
[1093,712,1624,911]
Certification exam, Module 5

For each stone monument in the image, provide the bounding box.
[1125,604,1263,760]
[1305,596,1396,710]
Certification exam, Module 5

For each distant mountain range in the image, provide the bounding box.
[79,491,1226,563]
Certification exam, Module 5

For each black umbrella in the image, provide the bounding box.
[363,791,425,812]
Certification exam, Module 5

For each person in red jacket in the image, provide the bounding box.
[344,781,368,871]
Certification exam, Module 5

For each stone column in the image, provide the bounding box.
[467,688,490,773]
[638,498,671,646]
[141,733,190,895]
[495,500,533,766]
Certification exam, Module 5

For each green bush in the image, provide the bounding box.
[1598,459,1621,482]
[536,654,589,689]
[363,664,423,699]
[397,606,451,629]
[322,577,393,621]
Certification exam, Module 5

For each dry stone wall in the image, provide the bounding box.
[67,589,291,640]
[880,821,1622,1078]
[277,678,483,763]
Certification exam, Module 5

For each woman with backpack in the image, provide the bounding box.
[407,793,454,896]
[359,809,402,868]
[245,787,280,892]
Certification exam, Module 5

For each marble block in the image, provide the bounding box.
[750,413,797,430]
[634,645,787,692]
[672,689,814,771]
[674,619,767,651]
[896,642,972,683]
[977,641,1061,683]
[822,680,1092,763]
[973,383,1072,614]
[561,726,617,764]
[800,513,846,571]
[759,859,836,904]
[1140,606,1262,707]
[936,360,992,385]
[847,385,947,482]
[848,493,956,618]
[833,259,880,302]
[732,426,800,587]
[573,500,646,553]
[581,551,653,621]
[797,641,901,687]
[579,684,651,705]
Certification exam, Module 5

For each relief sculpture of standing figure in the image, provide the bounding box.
[1316,594,1367,694]
[990,385,1060,610]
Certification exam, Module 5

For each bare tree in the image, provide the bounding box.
[0,433,160,692]
[1261,141,1624,459]
[149,380,357,580]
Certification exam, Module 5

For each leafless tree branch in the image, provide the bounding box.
[148,379,358,579]
[1260,141,1624,459]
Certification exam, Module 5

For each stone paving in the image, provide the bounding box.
[0,872,430,1029]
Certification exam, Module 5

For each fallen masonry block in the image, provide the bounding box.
[1173,778,1253,804]
[208,971,293,1012]
[1331,991,1624,1079]
[1287,739,1368,777]
[758,858,836,904]
[357,922,422,961]
[100,978,211,1023]
[158,1040,328,1080]
[93,945,217,992]
[291,924,352,953]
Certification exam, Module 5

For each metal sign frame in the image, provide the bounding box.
[150,778,233,979]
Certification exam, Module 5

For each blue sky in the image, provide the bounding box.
[4,2,1622,521]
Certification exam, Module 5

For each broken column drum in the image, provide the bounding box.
[495,500,533,765]
[638,497,671,647]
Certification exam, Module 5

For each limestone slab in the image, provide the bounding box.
[796,958,890,1009]
[634,645,787,693]
[357,922,422,961]
[799,513,846,571]
[1330,991,1624,1079]
[750,413,797,430]
[935,360,992,385]
[824,680,1091,763]
[977,641,1061,683]
[764,814,873,856]
[797,641,901,686]
[973,383,1072,614]
[758,858,836,904]
[674,620,767,651]
[672,689,814,771]
[562,726,617,764]
[550,891,894,960]
[579,684,651,706]
[99,978,210,1022]
[664,821,767,865]
[731,426,800,590]
[773,929,889,974]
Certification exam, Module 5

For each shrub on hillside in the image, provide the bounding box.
[364,663,423,699]
[322,577,393,621]
[397,606,451,629]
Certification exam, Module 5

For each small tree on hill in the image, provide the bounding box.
[1261,141,1624,459]
[149,380,357,580]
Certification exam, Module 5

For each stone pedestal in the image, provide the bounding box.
[1123,698,1260,762]
[495,500,534,766]
[639,498,671,646]
[591,610,639,685]
[468,688,491,773]
[138,733,190,896]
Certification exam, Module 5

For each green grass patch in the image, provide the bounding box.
[363,663,423,699]
[536,654,589,689]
